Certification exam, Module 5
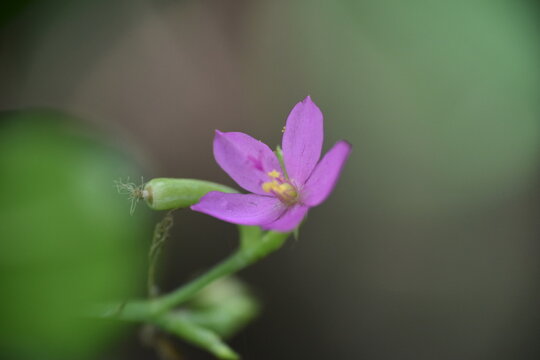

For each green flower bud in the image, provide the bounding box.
[143,178,236,211]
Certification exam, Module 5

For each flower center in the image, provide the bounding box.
[261,170,298,205]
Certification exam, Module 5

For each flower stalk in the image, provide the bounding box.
[100,227,288,321]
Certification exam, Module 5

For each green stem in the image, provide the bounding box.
[154,230,289,314]
[147,211,174,297]
[103,230,290,322]
[152,250,247,314]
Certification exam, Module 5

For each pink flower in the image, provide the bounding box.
[191,96,351,232]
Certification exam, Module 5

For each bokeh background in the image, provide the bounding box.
[1,0,540,359]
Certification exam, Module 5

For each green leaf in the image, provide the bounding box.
[0,109,149,359]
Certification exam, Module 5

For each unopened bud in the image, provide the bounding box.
[143,178,236,211]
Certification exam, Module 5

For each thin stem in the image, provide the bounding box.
[151,230,289,315]
[151,251,246,314]
[148,211,174,297]
[104,230,290,322]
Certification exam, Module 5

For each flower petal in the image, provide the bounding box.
[191,191,285,226]
[282,96,324,185]
[214,131,282,195]
[301,140,352,207]
[262,204,309,232]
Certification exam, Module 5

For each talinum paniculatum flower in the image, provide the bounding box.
[191,96,351,232]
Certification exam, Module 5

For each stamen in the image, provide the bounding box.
[268,170,281,178]
[262,180,279,193]
[261,178,298,205]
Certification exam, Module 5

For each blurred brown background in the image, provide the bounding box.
[1,0,540,359]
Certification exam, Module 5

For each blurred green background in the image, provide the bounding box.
[1,0,539,359]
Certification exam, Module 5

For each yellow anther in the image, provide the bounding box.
[267,170,281,178]
[261,180,298,204]
[262,180,279,193]
[278,183,293,193]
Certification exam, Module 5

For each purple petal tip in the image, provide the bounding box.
[341,139,353,150]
